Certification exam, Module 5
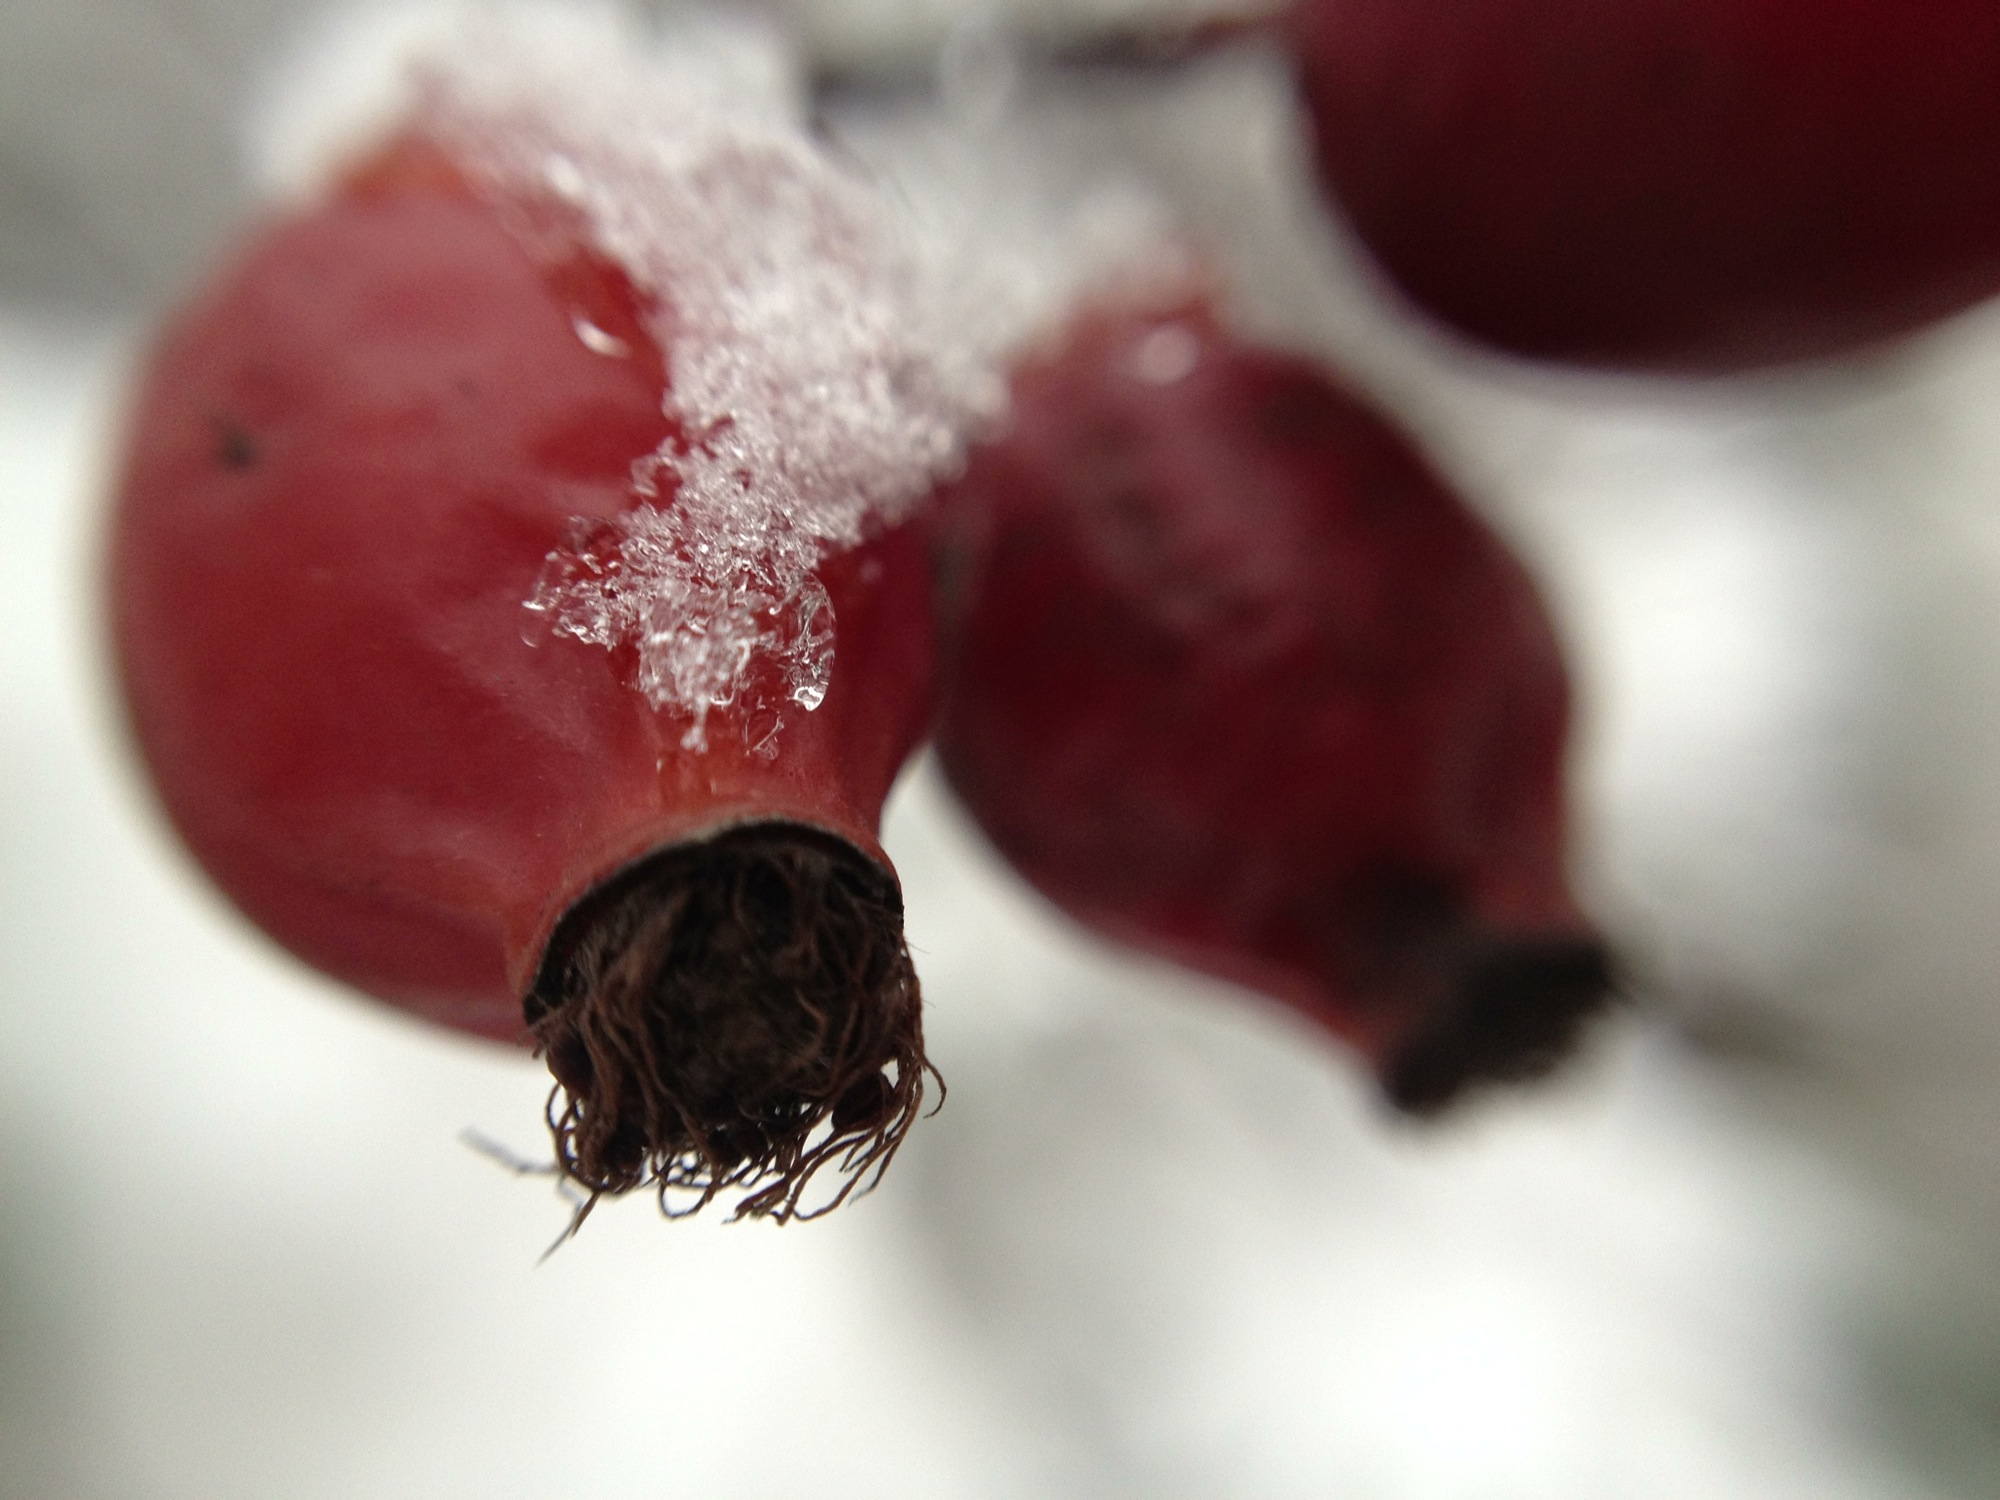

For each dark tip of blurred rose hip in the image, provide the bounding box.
[1379,935,1618,1116]
[524,823,934,1223]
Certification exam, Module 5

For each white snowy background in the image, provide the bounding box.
[5,2,2000,1496]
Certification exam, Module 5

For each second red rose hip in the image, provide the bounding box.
[934,295,1612,1109]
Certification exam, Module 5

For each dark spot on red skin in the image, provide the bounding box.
[1252,377,1347,446]
[213,417,258,470]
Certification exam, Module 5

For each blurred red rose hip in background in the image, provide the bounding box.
[934,293,1611,1110]
[1290,0,2000,370]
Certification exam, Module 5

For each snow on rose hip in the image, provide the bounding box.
[105,36,992,1221]
[1289,0,2000,370]
[934,295,1612,1111]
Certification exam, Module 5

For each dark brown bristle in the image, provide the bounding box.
[525,823,936,1228]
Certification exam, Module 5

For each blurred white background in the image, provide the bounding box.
[5,2,2000,1496]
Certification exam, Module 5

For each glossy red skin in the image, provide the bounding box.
[935,303,1583,1064]
[1291,0,2000,370]
[109,145,936,1044]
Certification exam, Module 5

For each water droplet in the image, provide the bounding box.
[542,152,587,202]
[1127,324,1201,385]
[572,316,632,358]
[518,597,548,649]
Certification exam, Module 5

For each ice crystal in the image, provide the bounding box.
[413,7,1005,749]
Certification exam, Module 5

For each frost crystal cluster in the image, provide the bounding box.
[412,10,1006,750]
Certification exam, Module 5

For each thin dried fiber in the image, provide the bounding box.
[527,823,933,1224]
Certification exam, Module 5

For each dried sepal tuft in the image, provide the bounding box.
[526,824,935,1225]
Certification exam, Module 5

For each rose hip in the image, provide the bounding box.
[1289,0,2000,370]
[107,136,940,1221]
[934,295,1611,1110]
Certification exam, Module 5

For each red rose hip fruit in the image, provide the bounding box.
[1290,0,2000,370]
[107,127,948,1221]
[934,297,1611,1110]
